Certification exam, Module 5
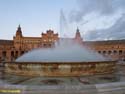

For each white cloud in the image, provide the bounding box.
[69,0,125,22]
[85,14,125,40]
[66,0,125,40]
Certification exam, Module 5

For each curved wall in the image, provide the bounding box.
[5,61,116,76]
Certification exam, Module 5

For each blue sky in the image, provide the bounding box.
[0,0,125,40]
[0,0,76,39]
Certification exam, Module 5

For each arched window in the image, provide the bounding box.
[2,51,7,61]
[15,51,18,58]
[2,51,6,57]
[98,51,101,53]
[11,51,14,61]
[21,51,24,55]
[11,51,14,57]
[119,50,123,55]
[113,50,117,54]
[103,51,106,54]
[43,44,47,47]
[108,51,112,55]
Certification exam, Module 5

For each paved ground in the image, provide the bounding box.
[0,64,125,94]
[0,72,120,85]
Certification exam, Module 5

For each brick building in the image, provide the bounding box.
[0,25,125,63]
[0,25,59,62]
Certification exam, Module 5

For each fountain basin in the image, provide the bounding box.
[5,61,116,76]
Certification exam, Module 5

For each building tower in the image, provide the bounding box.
[74,27,83,44]
[15,25,23,37]
[13,25,23,51]
[75,27,82,40]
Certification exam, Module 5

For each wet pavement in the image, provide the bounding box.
[0,68,120,85]
[0,66,125,94]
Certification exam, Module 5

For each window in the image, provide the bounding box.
[21,51,24,55]
[98,51,101,53]
[43,44,47,47]
[113,50,117,54]
[119,50,122,55]
[108,51,112,55]
[11,51,14,57]
[103,51,106,54]
[2,51,6,57]
[15,51,18,58]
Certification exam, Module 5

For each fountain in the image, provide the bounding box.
[5,39,116,77]
[0,39,125,94]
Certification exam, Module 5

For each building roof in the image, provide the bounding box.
[0,40,13,45]
[84,39,125,45]
[23,37,41,39]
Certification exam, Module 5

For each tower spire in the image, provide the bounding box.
[16,24,23,37]
[75,27,81,38]
[75,27,83,43]
[76,26,79,32]
[17,24,21,31]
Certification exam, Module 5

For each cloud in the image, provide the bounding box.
[65,0,125,41]
[69,0,125,23]
[85,14,125,40]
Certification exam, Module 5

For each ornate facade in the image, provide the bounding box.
[0,25,125,63]
[0,25,59,62]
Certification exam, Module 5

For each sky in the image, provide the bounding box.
[69,0,125,41]
[0,0,77,39]
[0,0,125,41]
